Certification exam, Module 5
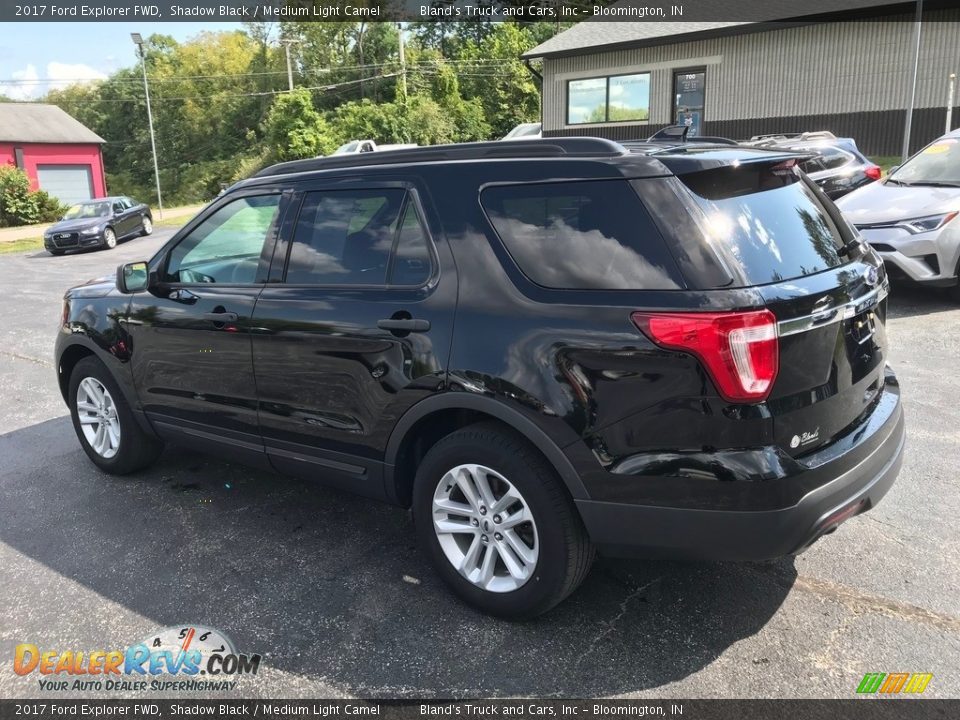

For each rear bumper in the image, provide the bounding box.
[576,389,905,561]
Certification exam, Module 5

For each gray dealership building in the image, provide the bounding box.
[523,6,960,154]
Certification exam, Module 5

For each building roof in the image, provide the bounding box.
[523,22,751,59]
[0,103,104,144]
[522,1,907,59]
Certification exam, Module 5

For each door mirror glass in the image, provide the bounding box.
[118,262,149,293]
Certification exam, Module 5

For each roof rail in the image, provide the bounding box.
[253,138,625,178]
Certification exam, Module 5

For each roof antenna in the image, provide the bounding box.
[648,125,690,142]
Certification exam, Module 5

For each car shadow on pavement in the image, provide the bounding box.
[1,416,797,697]
[886,282,957,319]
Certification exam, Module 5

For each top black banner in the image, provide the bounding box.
[3,0,960,24]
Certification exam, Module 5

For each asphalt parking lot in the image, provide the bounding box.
[1,230,959,700]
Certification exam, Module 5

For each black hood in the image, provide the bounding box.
[47,217,108,233]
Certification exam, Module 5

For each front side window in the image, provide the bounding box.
[164,195,281,284]
[481,180,683,290]
[285,189,432,286]
[567,73,650,125]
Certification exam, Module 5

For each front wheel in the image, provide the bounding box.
[102,227,117,249]
[413,422,594,618]
[68,356,163,474]
[141,216,153,236]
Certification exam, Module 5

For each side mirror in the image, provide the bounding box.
[117,262,149,293]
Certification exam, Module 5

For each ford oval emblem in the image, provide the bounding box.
[865,266,879,287]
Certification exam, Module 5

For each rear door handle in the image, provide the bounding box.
[377,318,430,333]
[199,311,238,322]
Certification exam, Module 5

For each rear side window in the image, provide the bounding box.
[818,147,852,170]
[481,180,684,290]
[286,189,432,286]
[668,164,846,286]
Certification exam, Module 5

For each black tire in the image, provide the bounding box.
[102,227,117,250]
[48,249,65,256]
[413,422,594,618]
[68,356,163,474]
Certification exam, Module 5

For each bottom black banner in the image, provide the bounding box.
[0,700,956,720]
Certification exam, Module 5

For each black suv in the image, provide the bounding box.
[55,139,905,618]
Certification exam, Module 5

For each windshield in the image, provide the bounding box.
[333,141,359,155]
[63,202,110,220]
[889,137,960,185]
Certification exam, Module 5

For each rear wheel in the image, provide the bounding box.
[413,422,594,618]
[68,356,163,474]
[103,227,117,249]
[141,216,153,236]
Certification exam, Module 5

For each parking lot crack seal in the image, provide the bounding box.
[0,350,51,367]
[579,576,662,661]
[793,575,960,633]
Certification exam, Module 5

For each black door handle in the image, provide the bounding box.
[199,311,238,322]
[377,318,430,333]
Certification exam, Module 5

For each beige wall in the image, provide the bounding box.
[541,11,960,133]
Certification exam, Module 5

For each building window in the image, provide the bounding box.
[567,73,650,125]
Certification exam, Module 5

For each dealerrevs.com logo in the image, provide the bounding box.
[14,625,261,693]
[856,672,933,696]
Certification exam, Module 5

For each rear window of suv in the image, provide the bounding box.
[636,162,848,288]
[481,180,684,290]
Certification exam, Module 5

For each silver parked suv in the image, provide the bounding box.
[838,128,960,299]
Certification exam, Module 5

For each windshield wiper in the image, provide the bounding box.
[900,181,960,188]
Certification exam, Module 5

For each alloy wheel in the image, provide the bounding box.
[142,217,153,235]
[432,463,539,593]
[104,228,117,248]
[76,377,121,459]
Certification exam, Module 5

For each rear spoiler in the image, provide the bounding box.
[652,149,814,176]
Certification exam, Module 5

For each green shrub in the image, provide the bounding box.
[0,165,40,226]
[33,190,68,223]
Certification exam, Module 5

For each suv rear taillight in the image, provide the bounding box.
[864,165,882,181]
[631,310,779,403]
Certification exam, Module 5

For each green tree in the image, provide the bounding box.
[263,88,336,161]
[455,22,541,138]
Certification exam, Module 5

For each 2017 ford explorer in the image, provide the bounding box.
[55,139,905,618]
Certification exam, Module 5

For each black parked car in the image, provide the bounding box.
[743,132,882,199]
[55,139,905,617]
[44,196,153,255]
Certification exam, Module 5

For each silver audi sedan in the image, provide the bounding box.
[837,128,960,299]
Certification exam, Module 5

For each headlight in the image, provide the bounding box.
[896,211,958,234]
[80,226,101,235]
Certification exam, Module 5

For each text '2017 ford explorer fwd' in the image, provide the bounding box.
[56,138,905,618]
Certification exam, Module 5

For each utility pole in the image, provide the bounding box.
[130,33,163,219]
[948,73,956,133]
[281,38,297,91]
[901,0,924,162]
[397,22,407,99]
